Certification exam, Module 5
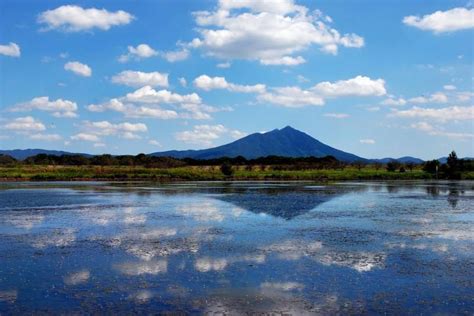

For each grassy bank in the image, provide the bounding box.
[2,165,470,181]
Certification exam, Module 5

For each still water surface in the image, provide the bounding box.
[0,181,473,314]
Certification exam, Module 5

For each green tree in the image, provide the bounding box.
[446,150,460,179]
[220,162,234,177]
[423,160,439,174]
[386,160,400,172]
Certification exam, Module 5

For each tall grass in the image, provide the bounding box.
[0,165,453,181]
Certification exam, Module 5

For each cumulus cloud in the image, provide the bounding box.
[260,56,306,66]
[188,0,364,65]
[87,85,230,120]
[64,61,92,77]
[148,139,162,147]
[403,7,474,33]
[381,98,407,106]
[359,139,375,144]
[29,133,62,141]
[71,133,100,142]
[118,44,158,62]
[312,76,386,97]
[443,85,456,91]
[411,121,474,140]
[0,42,20,57]
[178,77,187,87]
[111,70,169,88]
[11,96,78,118]
[87,98,179,120]
[38,5,134,32]
[324,113,349,119]
[176,124,246,146]
[408,92,448,104]
[194,75,266,93]
[258,86,324,107]
[2,116,46,131]
[161,49,190,62]
[70,121,150,143]
[391,106,474,122]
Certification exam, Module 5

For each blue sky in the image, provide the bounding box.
[0,0,473,159]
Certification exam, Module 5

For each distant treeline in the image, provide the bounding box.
[0,151,472,179]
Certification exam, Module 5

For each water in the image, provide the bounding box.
[0,181,473,314]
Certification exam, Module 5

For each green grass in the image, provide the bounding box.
[0,165,450,181]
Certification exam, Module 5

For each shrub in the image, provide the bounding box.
[220,162,234,176]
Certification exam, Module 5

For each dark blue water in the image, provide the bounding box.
[0,181,473,314]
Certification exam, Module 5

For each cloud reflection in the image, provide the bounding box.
[64,270,90,285]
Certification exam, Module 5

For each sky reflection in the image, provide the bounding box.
[0,181,473,313]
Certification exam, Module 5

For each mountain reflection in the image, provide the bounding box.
[214,185,367,219]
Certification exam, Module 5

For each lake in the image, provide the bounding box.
[0,181,472,314]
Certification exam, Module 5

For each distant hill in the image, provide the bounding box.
[0,149,91,160]
[151,126,366,162]
[371,156,424,164]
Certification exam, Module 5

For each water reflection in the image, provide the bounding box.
[0,181,473,314]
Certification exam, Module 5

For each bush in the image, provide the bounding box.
[220,162,234,176]
[386,160,401,172]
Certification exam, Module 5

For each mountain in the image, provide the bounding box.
[0,149,91,160]
[371,156,424,164]
[151,126,366,162]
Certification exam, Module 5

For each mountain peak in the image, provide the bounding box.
[151,126,366,162]
[280,125,297,132]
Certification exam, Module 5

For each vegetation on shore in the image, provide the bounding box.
[0,151,472,181]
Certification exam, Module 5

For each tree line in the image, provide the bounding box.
[0,151,472,179]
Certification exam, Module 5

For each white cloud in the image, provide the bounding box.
[403,7,474,33]
[71,133,100,142]
[176,124,245,146]
[194,75,266,93]
[2,116,45,131]
[87,86,229,120]
[0,42,20,57]
[38,5,134,32]
[64,61,91,77]
[411,121,474,140]
[178,77,187,87]
[312,76,386,97]
[188,0,364,65]
[148,139,162,147]
[456,91,474,102]
[408,92,448,104]
[30,133,62,141]
[381,98,407,106]
[118,44,158,62]
[81,121,148,140]
[258,86,324,107]
[443,85,456,91]
[391,106,474,122]
[87,98,179,120]
[359,139,375,144]
[260,56,306,66]
[324,113,349,119]
[111,71,169,88]
[125,86,201,104]
[12,96,78,117]
[161,49,189,62]
[217,62,231,68]
[296,75,310,83]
